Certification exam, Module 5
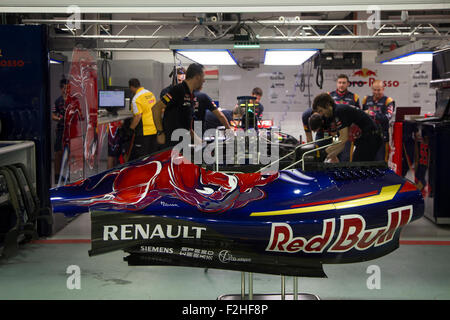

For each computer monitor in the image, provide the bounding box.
[99,90,125,108]
[432,48,450,81]
[107,86,132,99]
[98,90,125,115]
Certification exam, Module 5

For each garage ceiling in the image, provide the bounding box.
[4,4,449,65]
[1,0,450,13]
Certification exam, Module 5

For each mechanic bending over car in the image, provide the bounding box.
[302,107,337,143]
[312,93,383,162]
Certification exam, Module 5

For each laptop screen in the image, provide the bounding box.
[394,107,421,122]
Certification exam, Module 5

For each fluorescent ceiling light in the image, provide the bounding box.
[233,43,261,49]
[176,49,237,65]
[380,51,433,65]
[50,58,63,64]
[377,32,420,36]
[264,49,318,65]
[104,39,129,43]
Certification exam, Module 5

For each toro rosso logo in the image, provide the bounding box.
[266,205,412,253]
[350,68,399,88]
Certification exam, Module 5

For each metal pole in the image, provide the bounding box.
[281,275,286,300]
[241,272,245,300]
[293,277,298,301]
[23,18,450,26]
[215,128,219,172]
[257,135,334,173]
[249,272,253,300]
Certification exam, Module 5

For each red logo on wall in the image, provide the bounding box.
[352,68,377,78]
[0,59,25,68]
[0,49,26,68]
[350,67,399,88]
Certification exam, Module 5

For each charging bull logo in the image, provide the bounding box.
[68,150,279,213]
[352,68,377,78]
[266,205,412,253]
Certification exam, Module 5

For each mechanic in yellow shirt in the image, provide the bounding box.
[128,78,158,160]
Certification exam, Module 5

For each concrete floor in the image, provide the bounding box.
[1,213,449,300]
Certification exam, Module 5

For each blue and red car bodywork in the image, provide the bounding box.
[50,149,424,277]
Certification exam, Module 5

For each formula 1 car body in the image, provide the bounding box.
[50,146,424,277]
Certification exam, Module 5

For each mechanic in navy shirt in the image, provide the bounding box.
[301,108,335,143]
[204,109,234,132]
[328,74,361,161]
[362,80,396,162]
[328,74,361,109]
[152,63,205,147]
[251,87,264,119]
[301,107,337,154]
[312,93,382,162]
[302,108,316,143]
[193,90,231,133]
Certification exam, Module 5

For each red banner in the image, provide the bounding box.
[60,49,98,184]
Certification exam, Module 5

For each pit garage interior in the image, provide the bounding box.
[0,1,450,301]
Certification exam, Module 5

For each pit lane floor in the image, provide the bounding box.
[0,213,449,300]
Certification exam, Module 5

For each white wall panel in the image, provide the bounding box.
[104,56,434,142]
[215,62,435,140]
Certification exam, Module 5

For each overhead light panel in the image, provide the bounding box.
[104,39,129,43]
[233,42,260,49]
[380,51,433,65]
[50,58,63,64]
[176,49,237,65]
[376,40,434,65]
[264,49,318,65]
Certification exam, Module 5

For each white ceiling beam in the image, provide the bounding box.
[2,1,450,13]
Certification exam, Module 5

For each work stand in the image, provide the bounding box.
[217,272,320,300]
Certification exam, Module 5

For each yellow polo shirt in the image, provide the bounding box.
[131,87,157,136]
